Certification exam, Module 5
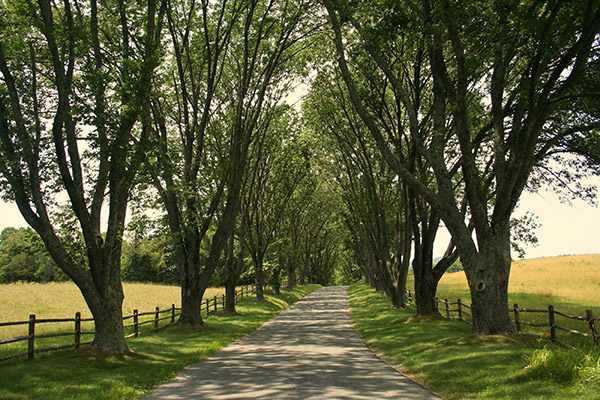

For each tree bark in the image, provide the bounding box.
[389,287,403,309]
[272,267,281,295]
[286,259,297,289]
[413,261,439,316]
[87,287,128,352]
[225,279,237,313]
[255,256,265,301]
[464,226,515,334]
[178,275,203,325]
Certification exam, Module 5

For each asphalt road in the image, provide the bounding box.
[145,286,442,399]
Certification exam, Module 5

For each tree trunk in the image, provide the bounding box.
[255,257,265,301]
[272,267,281,295]
[390,287,403,309]
[414,267,439,316]
[412,247,439,316]
[298,262,306,285]
[463,226,515,334]
[467,258,514,334]
[225,279,237,313]
[87,286,129,353]
[286,259,297,289]
[178,277,203,325]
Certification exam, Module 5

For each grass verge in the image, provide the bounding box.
[0,284,320,400]
[349,281,600,400]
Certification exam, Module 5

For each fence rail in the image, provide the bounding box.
[0,285,256,362]
[405,290,599,349]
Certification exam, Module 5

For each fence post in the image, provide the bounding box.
[28,314,36,361]
[214,296,218,312]
[74,312,81,349]
[435,297,439,313]
[171,304,176,324]
[457,299,463,321]
[548,305,556,343]
[206,298,210,316]
[222,294,225,310]
[444,299,450,318]
[514,304,520,333]
[154,307,160,331]
[134,309,139,337]
[586,310,598,346]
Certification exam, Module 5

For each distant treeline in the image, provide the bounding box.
[0,227,254,286]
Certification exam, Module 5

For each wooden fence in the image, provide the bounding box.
[0,285,256,362]
[405,290,600,349]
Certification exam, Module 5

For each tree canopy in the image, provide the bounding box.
[0,0,598,350]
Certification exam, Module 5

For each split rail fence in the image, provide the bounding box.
[0,285,257,362]
[405,290,600,349]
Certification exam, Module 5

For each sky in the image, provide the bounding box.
[2,175,600,260]
[432,176,600,260]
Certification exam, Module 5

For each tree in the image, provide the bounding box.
[143,0,316,323]
[121,220,178,284]
[241,106,309,300]
[322,0,600,333]
[305,73,412,307]
[145,0,241,326]
[217,227,247,312]
[0,0,165,352]
[0,227,65,283]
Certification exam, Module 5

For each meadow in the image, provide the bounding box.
[435,254,600,308]
[0,281,225,321]
[349,281,600,400]
[407,254,600,348]
[0,282,225,355]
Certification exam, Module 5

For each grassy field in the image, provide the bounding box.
[0,282,234,360]
[0,282,224,339]
[407,254,600,347]
[434,254,600,308]
[349,281,600,400]
[0,284,320,399]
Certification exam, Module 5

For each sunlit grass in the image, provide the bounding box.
[0,284,320,400]
[0,282,241,360]
[406,254,600,347]
[0,282,224,338]
[349,281,600,400]
[432,254,600,308]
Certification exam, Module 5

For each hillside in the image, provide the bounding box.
[436,254,600,308]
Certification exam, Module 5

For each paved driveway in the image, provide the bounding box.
[145,286,442,399]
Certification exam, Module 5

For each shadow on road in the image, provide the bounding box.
[146,287,441,399]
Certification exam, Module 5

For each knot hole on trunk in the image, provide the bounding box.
[477,282,486,292]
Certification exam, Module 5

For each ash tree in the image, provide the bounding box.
[144,0,318,324]
[304,38,460,313]
[240,106,309,300]
[322,0,600,334]
[144,0,242,326]
[0,0,165,352]
[305,72,413,308]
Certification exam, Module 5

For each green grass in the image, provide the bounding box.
[349,281,600,400]
[0,284,320,400]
